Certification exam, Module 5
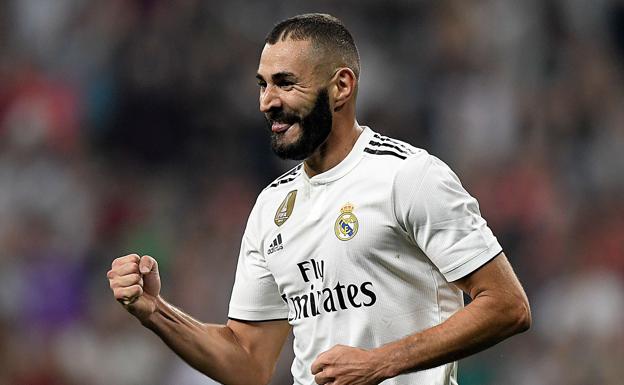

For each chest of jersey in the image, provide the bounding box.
[260,168,427,324]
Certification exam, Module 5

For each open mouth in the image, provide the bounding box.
[271,121,294,133]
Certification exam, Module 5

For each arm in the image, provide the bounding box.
[108,254,291,385]
[311,252,531,384]
[144,300,290,385]
[380,251,530,374]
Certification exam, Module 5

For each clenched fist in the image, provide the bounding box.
[107,254,161,321]
[311,345,391,385]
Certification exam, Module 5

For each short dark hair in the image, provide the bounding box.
[265,13,360,79]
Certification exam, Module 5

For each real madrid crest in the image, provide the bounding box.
[274,190,297,226]
[334,203,359,241]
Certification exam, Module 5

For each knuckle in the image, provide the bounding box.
[114,285,143,299]
[113,288,124,299]
[114,254,139,266]
[115,274,138,287]
[129,273,141,283]
[130,285,143,297]
[121,262,139,273]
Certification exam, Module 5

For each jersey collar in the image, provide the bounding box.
[303,126,374,185]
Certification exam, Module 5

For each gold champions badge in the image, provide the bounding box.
[334,203,359,241]
[274,190,297,226]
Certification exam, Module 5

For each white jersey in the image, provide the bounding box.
[228,127,502,385]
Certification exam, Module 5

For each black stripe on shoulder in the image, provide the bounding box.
[368,140,409,155]
[373,133,415,154]
[375,135,414,153]
[364,147,407,160]
[276,163,303,181]
[268,164,303,188]
[269,176,298,188]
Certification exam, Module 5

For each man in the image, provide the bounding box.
[107,13,531,385]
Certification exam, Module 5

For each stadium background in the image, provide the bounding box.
[0,0,623,384]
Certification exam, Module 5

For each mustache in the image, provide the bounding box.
[265,109,300,125]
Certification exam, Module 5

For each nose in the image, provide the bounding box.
[259,85,282,113]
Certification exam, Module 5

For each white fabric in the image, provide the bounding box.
[228,127,502,385]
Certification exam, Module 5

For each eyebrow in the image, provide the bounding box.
[256,71,298,83]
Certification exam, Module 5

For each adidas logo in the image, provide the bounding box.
[267,234,284,255]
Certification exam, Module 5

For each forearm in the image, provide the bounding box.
[141,296,268,385]
[377,292,530,377]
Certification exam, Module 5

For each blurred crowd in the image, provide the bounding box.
[0,0,622,384]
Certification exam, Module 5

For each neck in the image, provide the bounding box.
[304,119,362,177]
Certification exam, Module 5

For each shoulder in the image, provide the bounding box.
[392,151,461,198]
[250,163,304,219]
[365,132,424,161]
[263,163,304,191]
[362,130,433,180]
[361,130,463,200]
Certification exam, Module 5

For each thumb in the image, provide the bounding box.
[139,255,161,296]
[139,255,158,275]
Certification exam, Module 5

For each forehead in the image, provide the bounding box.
[258,39,318,79]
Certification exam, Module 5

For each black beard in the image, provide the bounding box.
[265,88,333,160]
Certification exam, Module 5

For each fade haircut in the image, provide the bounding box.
[265,13,360,79]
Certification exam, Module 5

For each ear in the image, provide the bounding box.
[331,68,357,111]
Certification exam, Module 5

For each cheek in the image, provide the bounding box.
[283,93,316,115]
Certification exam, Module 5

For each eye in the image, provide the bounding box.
[276,80,295,90]
[257,81,267,90]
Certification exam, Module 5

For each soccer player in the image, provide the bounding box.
[107,13,531,385]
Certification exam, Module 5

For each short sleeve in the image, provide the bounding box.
[228,203,289,321]
[393,154,502,282]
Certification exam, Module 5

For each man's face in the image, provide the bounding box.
[256,39,333,160]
